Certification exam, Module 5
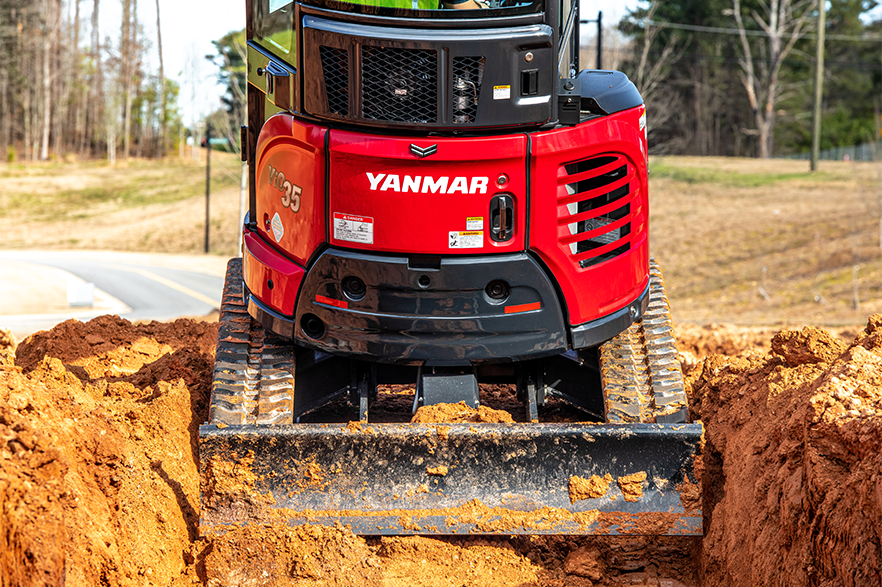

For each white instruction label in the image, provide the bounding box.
[466,217,484,231]
[449,231,483,249]
[334,212,374,244]
[493,85,511,100]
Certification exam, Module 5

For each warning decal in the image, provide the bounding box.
[466,217,484,231]
[493,85,511,100]
[334,212,374,244]
[449,231,483,249]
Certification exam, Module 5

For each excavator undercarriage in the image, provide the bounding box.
[199,258,703,536]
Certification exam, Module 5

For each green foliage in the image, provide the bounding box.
[619,0,882,157]
[6,146,15,163]
[209,28,247,154]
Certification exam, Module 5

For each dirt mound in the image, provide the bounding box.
[3,314,882,585]
[691,319,882,585]
[676,323,779,359]
[676,323,859,361]
[1,316,217,586]
[15,314,217,375]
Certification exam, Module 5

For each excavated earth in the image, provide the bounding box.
[2,315,882,586]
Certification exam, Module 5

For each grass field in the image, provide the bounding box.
[0,152,244,255]
[650,156,882,326]
[1,153,880,326]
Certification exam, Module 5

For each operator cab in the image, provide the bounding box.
[247,0,597,131]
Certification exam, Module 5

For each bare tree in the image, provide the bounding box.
[0,5,9,159]
[731,0,816,158]
[624,4,688,153]
[87,0,104,158]
[39,0,61,160]
[155,0,165,157]
[121,0,137,159]
[106,48,120,165]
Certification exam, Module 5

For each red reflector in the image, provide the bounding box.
[315,294,348,309]
[504,302,541,314]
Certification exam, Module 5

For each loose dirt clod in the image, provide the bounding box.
[3,314,882,586]
[569,474,614,503]
[617,472,647,503]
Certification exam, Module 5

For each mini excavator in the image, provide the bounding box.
[199,0,703,536]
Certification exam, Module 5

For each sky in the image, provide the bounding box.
[90,0,879,124]
[93,0,638,123]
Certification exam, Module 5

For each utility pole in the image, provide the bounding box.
[204,123,211,254]
[871,98,882,249]
[579,12,603,70]
[810,1,826,172]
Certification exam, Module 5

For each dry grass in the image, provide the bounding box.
[0,153,244,257]
[1,153,881,327]
[651,156,882,327]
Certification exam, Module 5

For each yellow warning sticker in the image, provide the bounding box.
[466,217,484,231]
[493,85,511,100]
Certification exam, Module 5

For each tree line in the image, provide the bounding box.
[0,0,181,164]
[3,0,879,162]
[613,0,882,157]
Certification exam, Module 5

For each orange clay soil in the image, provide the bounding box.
[412,401,516,423]
[2,315,882,586]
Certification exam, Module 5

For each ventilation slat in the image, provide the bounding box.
[557,176,632,208]
[580,243,632,268]
[559,213,631,245]
[563,155,619,176]
[559,156,626,183]
[559,191,634,226]
[573,234,633,263]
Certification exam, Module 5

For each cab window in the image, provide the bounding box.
[304,0,541,17]
[255,0,295,60]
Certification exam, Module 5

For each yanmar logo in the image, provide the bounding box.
[367,172,489,195]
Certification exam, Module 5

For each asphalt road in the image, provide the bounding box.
[0,251,229,339]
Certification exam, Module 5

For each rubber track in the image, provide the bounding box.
[599,258,688,424]
[208,259,295,427]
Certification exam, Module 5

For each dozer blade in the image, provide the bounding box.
[199,421,702,536]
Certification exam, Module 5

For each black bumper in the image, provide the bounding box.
[245,248,647,365]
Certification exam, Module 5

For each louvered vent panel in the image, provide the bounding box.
[558,155,635,268]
